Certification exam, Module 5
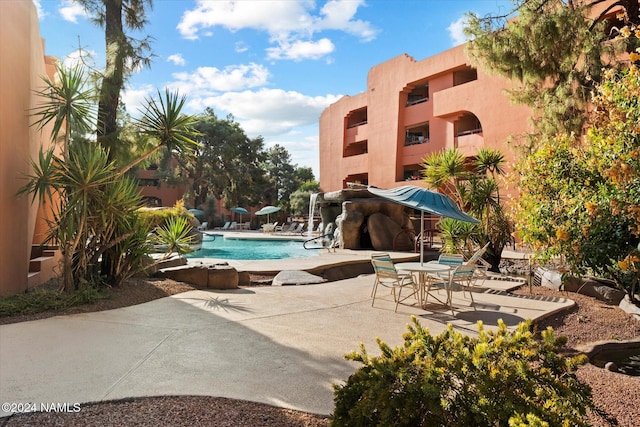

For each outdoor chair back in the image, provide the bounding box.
[438,253,464,266]
[370,253,418,312]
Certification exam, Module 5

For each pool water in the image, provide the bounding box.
[188,235,321,260]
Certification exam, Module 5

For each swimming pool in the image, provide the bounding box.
[188,235,321,260]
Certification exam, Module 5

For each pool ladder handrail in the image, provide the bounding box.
[303,233,334,250]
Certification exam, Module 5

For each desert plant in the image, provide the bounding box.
[148,216,195,256]
[437,217,480,254]
[332,317,594,427]
[422,148,512,271]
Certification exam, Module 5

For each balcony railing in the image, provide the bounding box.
[347,120,367,129]
[406,96,429,106]
[404,136,429,146]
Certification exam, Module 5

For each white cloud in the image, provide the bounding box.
[177,0,377,61]
[167,54,186,66]
[234,41,249,53]
[166,63,270,95]
[317,0,376,41]
[33,0,46,20]
[62,48,96,69]
[266,38,334,61]
[192,88,341,137]
[122,84,155,115]
[59,0,87,23]
[447,16,470,46]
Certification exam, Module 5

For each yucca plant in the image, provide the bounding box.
[120,89,200,174]
[30,64,97,161]
[149,216,195,257]
[22,64,199,291]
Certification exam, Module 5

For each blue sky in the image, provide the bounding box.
[34,0,513,178]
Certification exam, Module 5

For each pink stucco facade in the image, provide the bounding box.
[0,1,59,296]
[319,45,532,192]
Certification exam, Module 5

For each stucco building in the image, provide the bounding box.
[0,1,60,296]
[318,44,532,192]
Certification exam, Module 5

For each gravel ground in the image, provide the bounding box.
[1,275,639,426]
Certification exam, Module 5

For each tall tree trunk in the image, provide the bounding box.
[97,0,125,161]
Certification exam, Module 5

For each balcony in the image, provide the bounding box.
[345,122,369,146]
[455,129,483,157]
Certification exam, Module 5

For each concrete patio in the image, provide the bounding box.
[0,260,574,417]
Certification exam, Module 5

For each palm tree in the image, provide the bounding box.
[421,148,467,206]
[31,64,97,161]
[422,148,512,271]
[23,66,199,291]
[77,0,154,161]
[120,89,199,174]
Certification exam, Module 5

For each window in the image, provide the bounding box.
[405,123,430,146]
[346,107,368,128]
[406,83,429,106]
[453,67,477,86]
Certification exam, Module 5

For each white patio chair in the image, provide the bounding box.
[371,253,419,312]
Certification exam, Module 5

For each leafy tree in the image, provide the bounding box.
[333,317,595,427]
[289,180,321,216]
[514,55,640,304]
[262,144,298,210]
[78,0,154,160]
[465,0,638,149]
[164,109,267,211]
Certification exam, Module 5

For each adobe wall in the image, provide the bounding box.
[0,1,57,296]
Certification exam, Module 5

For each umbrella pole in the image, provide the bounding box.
[420,211,425,265]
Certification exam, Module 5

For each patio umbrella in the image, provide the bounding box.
[368,185,479,264]
[231,207,250,223]
[255,205,281,223]
[188,208,206,221]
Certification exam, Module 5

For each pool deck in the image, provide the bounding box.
[0,230,573,417]
[193,229,530,274]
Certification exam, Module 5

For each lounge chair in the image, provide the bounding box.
[229,221,238,230]
[279,223,297,233]
[371,253,419,312]
[215,221,231,230]
[197,221,208,231]
[289,223,305,234]
[261,223,276,233]
[464,242,491,283]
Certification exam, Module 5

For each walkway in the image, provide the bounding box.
[0,271,573,416]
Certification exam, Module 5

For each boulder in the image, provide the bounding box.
[157,264,239,289]
[368,212,402,251]
[207,265,239,289]
[564,276,626,305]
[272,270,326,286]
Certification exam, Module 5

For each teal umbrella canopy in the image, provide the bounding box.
[188,209,206,221]
[255,205,281,223]
[368,185,478,264]
[368,185,478,223]
[231,207,250,215]
[231,207,250,223]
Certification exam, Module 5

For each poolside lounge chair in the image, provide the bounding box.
[229,221,238,230]
[464,242,491,283]
[215,221,231,230]
[197,221,208,231]
[279,223,297,233]
[371,253,419,312]
[261,223,276,233]
[288,223,304,234]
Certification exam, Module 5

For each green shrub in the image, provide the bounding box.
[138,201,193,229]
[332,317,594,427]
[0,283,108,317]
